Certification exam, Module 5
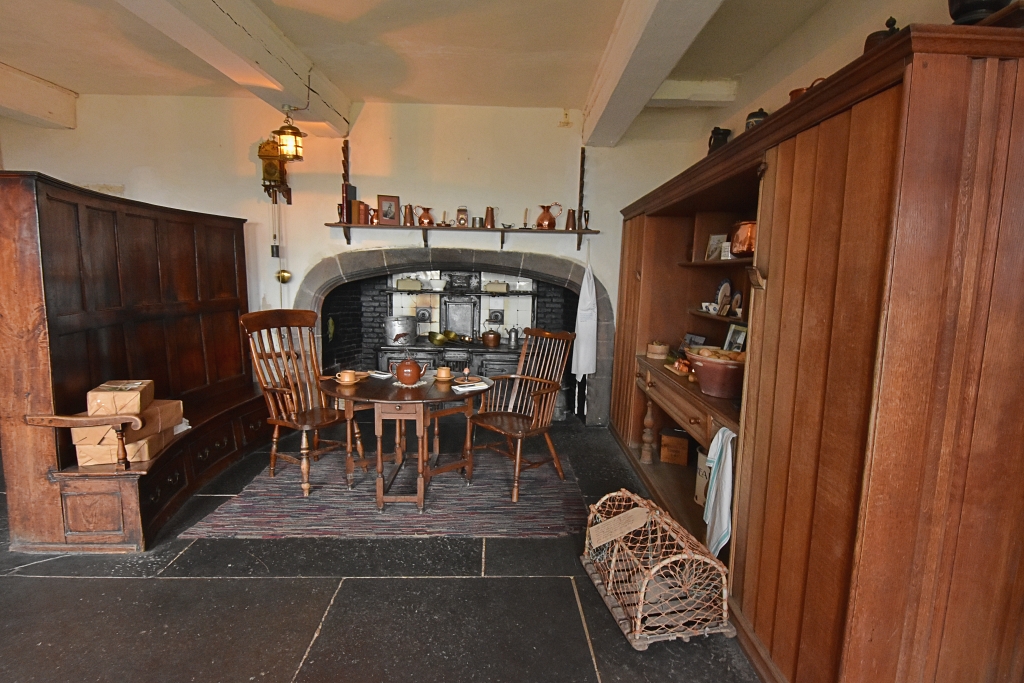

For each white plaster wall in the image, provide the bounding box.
[713,0,950,133]
[0,95,707,313]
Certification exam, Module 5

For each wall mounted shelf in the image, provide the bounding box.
[688,309,746,325]
[325,222,600,250]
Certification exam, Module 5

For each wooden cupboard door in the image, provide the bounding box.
[733,85,903,683]
[843,55,1024,683]
[610,215,645,447]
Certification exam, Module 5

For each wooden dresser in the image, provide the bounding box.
[0,173,270,552]
[610,25,1024,683]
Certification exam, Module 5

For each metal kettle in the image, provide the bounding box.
[507,326,520,350]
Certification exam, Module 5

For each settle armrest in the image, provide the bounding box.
[25,413,144,471]
[25,413,144,430]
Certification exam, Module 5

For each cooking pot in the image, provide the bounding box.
[384,316,417,346]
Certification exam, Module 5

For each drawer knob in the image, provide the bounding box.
[394,405,402,411]
[647,380,656,388]
[689,417,702,425]
[635,372,642,379]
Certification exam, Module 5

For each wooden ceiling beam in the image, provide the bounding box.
[583,0,725,147]
[115,0,353,137]
[0,62,77,129]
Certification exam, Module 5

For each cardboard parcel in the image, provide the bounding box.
[71,399,183,446]
[86,380,155,416]
[75,427,176,467]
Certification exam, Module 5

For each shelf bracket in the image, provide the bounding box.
[747,266,767,290]
[421,229,429,249]
[500,230,506,250]
[343,226,351,245]
[576,231,584,251]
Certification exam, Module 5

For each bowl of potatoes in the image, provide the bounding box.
[684,347,745,399]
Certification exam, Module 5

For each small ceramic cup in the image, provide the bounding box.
[435,366,452,380]
[337,370,356,383]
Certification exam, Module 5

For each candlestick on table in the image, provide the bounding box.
[523,208,529,229]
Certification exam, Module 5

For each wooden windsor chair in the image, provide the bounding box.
[470,375,562,502]
[466,327,575,502]
[240,310,370,496]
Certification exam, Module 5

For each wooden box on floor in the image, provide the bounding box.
[658,427,689,466]
[609,25,1024,683]
[0,173,272,553]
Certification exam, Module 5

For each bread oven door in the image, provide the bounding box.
[441,296,478,339]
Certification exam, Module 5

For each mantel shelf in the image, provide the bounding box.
[325,222,600,250]
[688,309,747,325]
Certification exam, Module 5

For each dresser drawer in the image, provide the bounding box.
[645,375,711,448]
[191,423,237,477]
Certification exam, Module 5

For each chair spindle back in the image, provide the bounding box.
[240,310,326,420]
[516,328,576,385]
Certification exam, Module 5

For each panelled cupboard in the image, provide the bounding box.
[0,173,269,552]
[610,26,1024,683]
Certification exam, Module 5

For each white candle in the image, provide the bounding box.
[442,210,447,223]
[524,208,529,224]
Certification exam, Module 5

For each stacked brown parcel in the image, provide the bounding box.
[71,380,184,466]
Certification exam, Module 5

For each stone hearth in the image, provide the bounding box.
[293,248,614,426]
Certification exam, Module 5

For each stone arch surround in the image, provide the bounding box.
[293,248,614,426]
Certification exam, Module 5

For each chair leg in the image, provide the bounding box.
[312,429,321,462]
[512,437,523,503]
[300,429,311,497]
[544,432,565,481]
[269,425,280,477]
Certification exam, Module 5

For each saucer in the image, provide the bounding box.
[454,375,483,384]
[335,371,369,386]
[433,374,454,382]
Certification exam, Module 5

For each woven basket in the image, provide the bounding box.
[581,489,736,650]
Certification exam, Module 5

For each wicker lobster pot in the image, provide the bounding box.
[581,489,736,650]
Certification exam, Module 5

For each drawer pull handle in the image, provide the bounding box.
[148,487,161,504]
[689,417,702,425]
[167,471,181,486]
[198,448,210,462]
[249,420,262,431]
[647,381,656,388]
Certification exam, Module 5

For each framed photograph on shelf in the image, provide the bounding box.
[377,195,400,225]
[724,324,747,352]
[705,234,728,261]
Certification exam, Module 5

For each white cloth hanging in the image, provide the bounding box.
[572,262,597,381]
[703,427,736,557]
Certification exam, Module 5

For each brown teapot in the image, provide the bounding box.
[390,358,428,385]
[536,203,562,230]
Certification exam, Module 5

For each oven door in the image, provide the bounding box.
[441,296,479,339]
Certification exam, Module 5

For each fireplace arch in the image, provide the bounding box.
[293,248,614,426]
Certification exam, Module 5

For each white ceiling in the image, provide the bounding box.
[669,0,830,80]
[1,0,830,108]
[249,0,625,108]
[0,0,246,96]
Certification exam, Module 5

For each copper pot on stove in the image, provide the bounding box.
[481,329,501,348]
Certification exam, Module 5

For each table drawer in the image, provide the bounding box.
[645,376,711,448]
[377,402,423,418]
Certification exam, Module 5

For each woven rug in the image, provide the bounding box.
[182,447,588,539]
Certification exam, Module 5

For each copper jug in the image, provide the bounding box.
[484,206,497,229]
[402,204,415,226]
[536,203,562,230]
[414,206,435,226]
[564,208,577,231]
[389,358,428,385]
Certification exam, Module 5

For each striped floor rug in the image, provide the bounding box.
[182,447,588,539]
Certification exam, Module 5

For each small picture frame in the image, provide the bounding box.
[377,195,400,225]
[681,334,706,353]
[724,324,748,352]
[705,234,728,261]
